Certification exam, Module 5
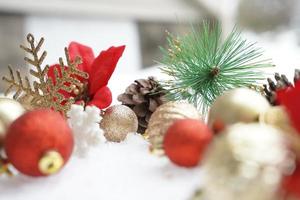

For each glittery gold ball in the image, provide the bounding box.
[260,106,300,160]
[0,98,25,147]
[100,105,138,142]
[208,88,270,133]
[201,123,295,200]
[146,101,201,151]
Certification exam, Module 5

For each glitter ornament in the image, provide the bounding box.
[100,105,138,142]
[0,98,25,147]
[260,106,300,160]
[163,119,213,167]
[146,101,201,151]
[4,109,73,176]
[201,123,295,200]
[208,88,270,133]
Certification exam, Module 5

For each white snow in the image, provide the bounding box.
[0,134,203,200]
[67,105,105,157]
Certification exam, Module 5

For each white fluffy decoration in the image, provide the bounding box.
[67,105,105,157]
[0,134,203,200]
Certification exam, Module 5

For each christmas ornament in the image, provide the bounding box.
[146,101,201,151]
[260,106,300,159]
[100,105,138,142]
[67,104,104,157]
[208,88,270,133]
[117,76,166,134]
[0,98,25,147]
[263,69,300,105]
[160,21,272,113]
[0,154,12,176]
[163,119,212,167]
[2,34,89,115]
[48,42,125,110]
[4,109,73,176]
[277,80,300,134]
[200,123,295,200]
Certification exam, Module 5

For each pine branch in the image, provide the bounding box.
[160,21,273,114]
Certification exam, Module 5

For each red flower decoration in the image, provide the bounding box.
[282,162,300,198]
[47,42,125,109]
[277,81,300,133]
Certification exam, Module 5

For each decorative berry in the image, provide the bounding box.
[163,119,213,167]
[4,109,74,176]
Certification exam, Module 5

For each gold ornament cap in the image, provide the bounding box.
[38,150,64,175]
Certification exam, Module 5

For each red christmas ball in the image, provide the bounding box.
[163,119,213,167]
[4,109,74,176]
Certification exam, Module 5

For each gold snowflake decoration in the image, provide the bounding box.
[2,33,89,115]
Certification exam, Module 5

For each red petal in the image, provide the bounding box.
[47,64,73,98]
[277,81,300,133]
[68,42,95,75]
[88,86,112,109]
[89,45,125,95]
[47,64,62,85]
[282,163,300,198]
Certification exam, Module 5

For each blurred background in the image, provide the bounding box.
[0,0,300,95]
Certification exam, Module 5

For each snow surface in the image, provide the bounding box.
[0,134,203,200]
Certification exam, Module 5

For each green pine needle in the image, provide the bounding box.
[159,21,273,114]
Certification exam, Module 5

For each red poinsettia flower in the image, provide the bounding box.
[277,81,300,133]
[47,42,125,109]
[282,162,300,198]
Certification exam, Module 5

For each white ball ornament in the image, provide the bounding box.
[0,98,25,146]
[208,88,270,133]
[201,123,296,200]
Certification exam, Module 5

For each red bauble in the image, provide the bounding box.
[163,119,213,167]
[4,109,74,176]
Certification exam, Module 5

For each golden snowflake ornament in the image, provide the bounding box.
[2,33,89,115]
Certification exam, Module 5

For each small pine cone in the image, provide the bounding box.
[117,77,167,133]
[263,69,299,105]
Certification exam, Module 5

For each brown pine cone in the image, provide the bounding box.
[263,69,300,105]
[117,77,166,133]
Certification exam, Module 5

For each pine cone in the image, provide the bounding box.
[117,77,166,133]
[263,69,300,105]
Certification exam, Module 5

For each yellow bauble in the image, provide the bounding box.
[0,98,25,146]
[100,105,138,142]
[146,101,201,151]
[208,88,270,133]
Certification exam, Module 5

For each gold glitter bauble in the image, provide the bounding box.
[146,101,201,151]
[0,98,25,147]
[201,123,295,200]
[208,88,270,133]
[260,106,300,160]
[100,105,138,142]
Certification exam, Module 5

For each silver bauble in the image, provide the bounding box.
[208,88,270,132]
[0,98,25,146]
[201,123,295,200]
